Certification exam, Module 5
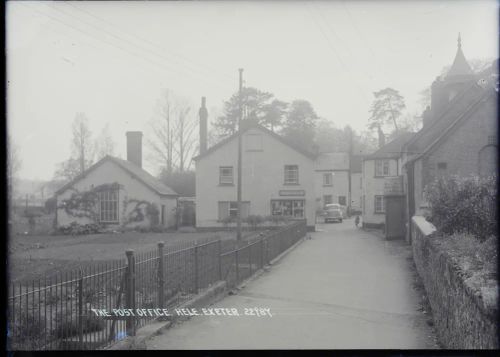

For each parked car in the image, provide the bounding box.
[324,204,343,223]
[325,203,347,218]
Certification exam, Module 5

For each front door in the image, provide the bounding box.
[385,195,405,240]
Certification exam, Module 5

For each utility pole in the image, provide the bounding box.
[236,68,244,241]
[348,126,353,217]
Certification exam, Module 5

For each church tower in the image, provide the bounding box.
[426,33,475,126]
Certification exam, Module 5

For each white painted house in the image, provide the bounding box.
[361,132,414,228]
[314,152,350,210]
[349,155,363,214]
[193,122,317,230]
[55,132,179,229]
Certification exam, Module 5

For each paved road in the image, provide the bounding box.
[147,220,438,349]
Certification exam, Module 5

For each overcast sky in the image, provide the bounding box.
[7,0,498,181]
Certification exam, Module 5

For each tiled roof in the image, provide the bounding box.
[446,40,474,78]
[108,156,178,196]
[55,156,178,197]
[192,122,317,161]
[364,132,415,160]
[405,82,486,156]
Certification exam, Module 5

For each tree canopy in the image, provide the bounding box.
[368,88,406,142]
[213,87,288,137]
[281,100,319,153]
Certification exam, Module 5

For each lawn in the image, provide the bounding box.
[8,230,265,283]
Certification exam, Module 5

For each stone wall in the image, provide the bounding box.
[411,216,498,349]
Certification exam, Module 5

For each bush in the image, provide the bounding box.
[245,215,264,230]
[441,232,498,276]
[266,215,287,226]
[220,216,234,228]
[57,222,103,236]
[424,175,497,242]
[54,313,105,338]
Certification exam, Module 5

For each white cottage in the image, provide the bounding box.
[55,132,179,229]
[361,132,414,228]
[193,122,317,230]
[314,152,350,210]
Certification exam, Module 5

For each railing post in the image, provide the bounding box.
[260,238,264,269]
[78,270,83,349]
[235,249,239,283]
[125,250,136,336]
[218,240,222,281]
[194,245,199,294]
[157,242,165,309]
[249,243,253,275]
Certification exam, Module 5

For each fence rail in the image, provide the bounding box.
[7,220,307,350]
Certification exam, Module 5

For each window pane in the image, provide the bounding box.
[284,165,299,184]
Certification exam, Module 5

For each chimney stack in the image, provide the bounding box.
[377,126,385,149]
[126,131,143,168]
[199,97,208,155]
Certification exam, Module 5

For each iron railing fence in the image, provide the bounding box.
[7,220,307,350]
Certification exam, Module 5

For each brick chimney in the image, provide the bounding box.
[126,131,143,168]
[199,97,208,155]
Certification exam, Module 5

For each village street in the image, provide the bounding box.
[147,219,438,349]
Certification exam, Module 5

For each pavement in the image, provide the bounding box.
[146,219,439,349]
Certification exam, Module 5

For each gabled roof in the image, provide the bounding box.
[446,34,474,78]
[55,156,179,197]
[364,132,415,160]
[404,81,486,157]
[192,122,318,161]
[406,86,496,163]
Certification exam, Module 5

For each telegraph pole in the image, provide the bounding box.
[236,68,244,241]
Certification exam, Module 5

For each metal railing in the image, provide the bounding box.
[7,220,307,350]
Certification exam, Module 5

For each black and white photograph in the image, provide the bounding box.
[5,0,498,351]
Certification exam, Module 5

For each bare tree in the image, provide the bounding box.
[7,134,22,208]
[172,105,198,172]
[148,89,176,174]
[53,112,94,182]
[53,158,81,182]
[94,123,115,160]
[71,112,94,173]
[148,89,199,173]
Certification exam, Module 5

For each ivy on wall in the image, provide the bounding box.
[121,198,160,227]
[59,183,121,222]
[59,182,160,228]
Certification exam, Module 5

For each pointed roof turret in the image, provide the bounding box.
[446,33,474,78]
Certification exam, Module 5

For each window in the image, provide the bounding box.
[374,195,385,213]
[323,173,333,186]
[271,200,304,218]
[245,134,263,151]
[375,160,390,177]
[488,135,496,145]
[99,190,119,223]
[284,165,299,185]
[229,202,238,217]
[437,162,447,170]
[338,196,346,206]
[219,166,234,185]
[323,195,333,206]
[218,201,250,220]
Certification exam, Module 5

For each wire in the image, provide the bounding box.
[18,2,234,93]
[304,1,370,105]
[47,2,236,91]
[64,1,236,83]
